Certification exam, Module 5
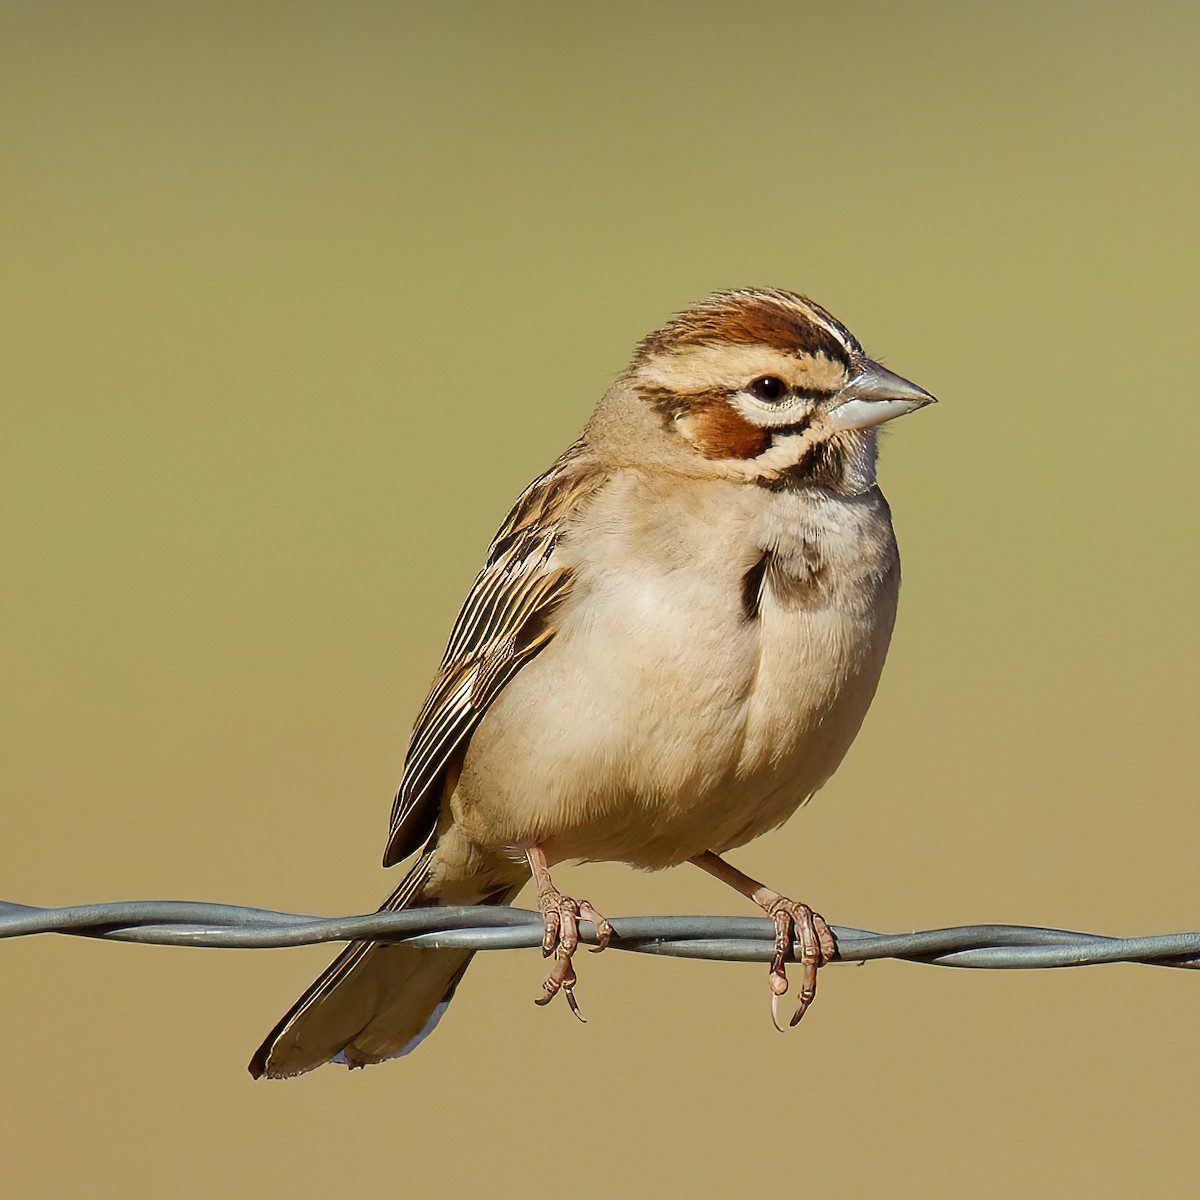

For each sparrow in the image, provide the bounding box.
[250,287,935,1079]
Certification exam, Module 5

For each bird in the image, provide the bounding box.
[249,286,935,1078]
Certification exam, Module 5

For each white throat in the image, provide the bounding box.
[839,429,879,496]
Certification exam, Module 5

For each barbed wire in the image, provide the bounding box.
[3,899,1198,970]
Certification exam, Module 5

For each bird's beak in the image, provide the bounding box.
[827,360,937,433]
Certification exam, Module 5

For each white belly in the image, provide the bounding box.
[453,477,900,869]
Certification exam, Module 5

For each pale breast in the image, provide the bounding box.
[719,487,899,852]
[453,471,899,869]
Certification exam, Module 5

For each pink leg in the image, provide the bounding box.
[691,850,838,1030]
[526,847,614,1021]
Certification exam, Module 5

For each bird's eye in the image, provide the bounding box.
[747,376,788,403]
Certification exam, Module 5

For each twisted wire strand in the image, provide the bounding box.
[2,900,1198,970]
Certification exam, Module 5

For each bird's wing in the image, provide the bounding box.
[383,441,605,867]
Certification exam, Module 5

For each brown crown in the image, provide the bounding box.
[631,288,860,367]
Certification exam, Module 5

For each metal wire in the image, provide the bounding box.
[3,899,1198,970]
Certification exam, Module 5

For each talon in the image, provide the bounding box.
[789,977,817,1027]
[759,893,835,1029]
[688,854,837,1032]
[535,974,559,1006]
[768,950,789,1031]
[564,985,587,1023]
[535,953,577,1006]
[579,900,613,952]
[526,848,612,1019]
[770,990,788,1033]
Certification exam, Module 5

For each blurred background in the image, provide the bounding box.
[2,2,1198,1196]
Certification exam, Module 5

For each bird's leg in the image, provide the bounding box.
[690,850,837,1031]
[525,846,613,1022]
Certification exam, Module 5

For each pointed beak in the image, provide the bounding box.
[827,360,937,433]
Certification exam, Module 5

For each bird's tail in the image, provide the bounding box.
[249,856,517,1079]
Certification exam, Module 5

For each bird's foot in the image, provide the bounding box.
[526,851,612,1021]
[759,893,837,1031]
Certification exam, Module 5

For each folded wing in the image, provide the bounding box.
[383,442,605,867]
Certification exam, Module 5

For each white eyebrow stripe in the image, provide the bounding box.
[790,296,856,357]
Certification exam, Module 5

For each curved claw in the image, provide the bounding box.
[762,897,836,1029]
[768,958,790,1032]
[534,951,578,1008]
[563,988,587,1023]
[528,860,612,1019]
[770,990,787,1033]
[579,900,614,953]
[789,965,819,1028]
[535,960,588,1022]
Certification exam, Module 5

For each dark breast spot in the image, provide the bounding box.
[741,554,769,620]
[741,544,828,617]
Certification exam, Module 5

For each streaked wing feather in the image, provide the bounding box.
[383,443,602,867]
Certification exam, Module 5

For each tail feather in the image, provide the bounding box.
[249,859,513,1079]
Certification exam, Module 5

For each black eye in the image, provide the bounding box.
[747,376,788,403]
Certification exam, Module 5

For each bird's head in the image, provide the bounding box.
[591,287,935,492]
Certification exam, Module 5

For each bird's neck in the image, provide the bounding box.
[759,429,878,497]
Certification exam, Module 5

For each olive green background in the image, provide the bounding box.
[3,3,1198,1197]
